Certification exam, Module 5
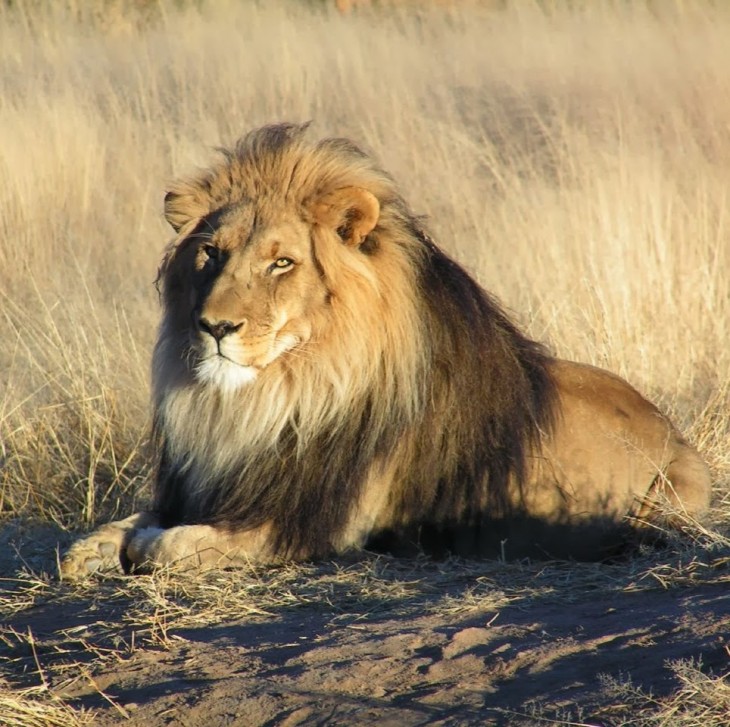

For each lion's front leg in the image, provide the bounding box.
[61,512,159,580]
[126,523,274,573]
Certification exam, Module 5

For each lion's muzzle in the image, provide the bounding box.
[198,316,245,341]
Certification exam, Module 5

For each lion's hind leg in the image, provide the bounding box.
[61,512,159,580]
[635,443,712,531]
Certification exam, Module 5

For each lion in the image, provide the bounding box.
[61,123,711,577]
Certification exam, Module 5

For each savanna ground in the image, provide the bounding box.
[1,1,730,724]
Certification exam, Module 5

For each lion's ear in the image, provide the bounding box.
[164,188,209,233]
[311,186,380,247]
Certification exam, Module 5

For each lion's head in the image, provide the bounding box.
[154,124,428,459]
[162,174,382,393]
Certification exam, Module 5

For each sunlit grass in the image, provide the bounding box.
[2,0,729,524]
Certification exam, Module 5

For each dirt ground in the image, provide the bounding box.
[2,521,730,726]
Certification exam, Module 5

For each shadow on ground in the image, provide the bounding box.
[1,519,729,726]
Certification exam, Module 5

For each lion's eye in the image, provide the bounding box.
[203,244,220,261]
[198,244,225,272]
[270,257,294,274]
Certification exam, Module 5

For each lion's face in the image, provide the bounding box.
[160,186,381,392]
[174,205,324,390]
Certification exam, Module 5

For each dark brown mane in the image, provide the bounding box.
[152,124,558,559]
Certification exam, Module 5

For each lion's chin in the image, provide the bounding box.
[194,355,258,392]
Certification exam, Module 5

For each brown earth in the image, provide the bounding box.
[1,521,729,726]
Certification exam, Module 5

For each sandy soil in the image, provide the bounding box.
[2,522,729,726]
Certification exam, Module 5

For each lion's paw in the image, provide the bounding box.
[61,535,126,580]
[60,512,158,580]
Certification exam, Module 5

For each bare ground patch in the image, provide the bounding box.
[2,521,730,726]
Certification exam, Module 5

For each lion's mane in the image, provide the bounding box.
[153,123,557,559]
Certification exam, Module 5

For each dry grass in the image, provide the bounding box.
[599,659,730,727]
[0,680,94,727]
[1,0,730,724]
[2,0,729,521]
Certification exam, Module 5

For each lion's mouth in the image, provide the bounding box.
[194,353,258,391]
[192,330,302,391]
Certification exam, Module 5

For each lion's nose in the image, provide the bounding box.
[198,317,243,341]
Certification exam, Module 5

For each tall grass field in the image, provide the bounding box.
[2,0,729,528]
[1,1,729,724]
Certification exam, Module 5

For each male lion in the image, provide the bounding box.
[62,123,711,577]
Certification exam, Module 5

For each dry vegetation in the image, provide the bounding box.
[1,1,730,725]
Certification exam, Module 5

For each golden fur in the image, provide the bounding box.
[62,123,711,577]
